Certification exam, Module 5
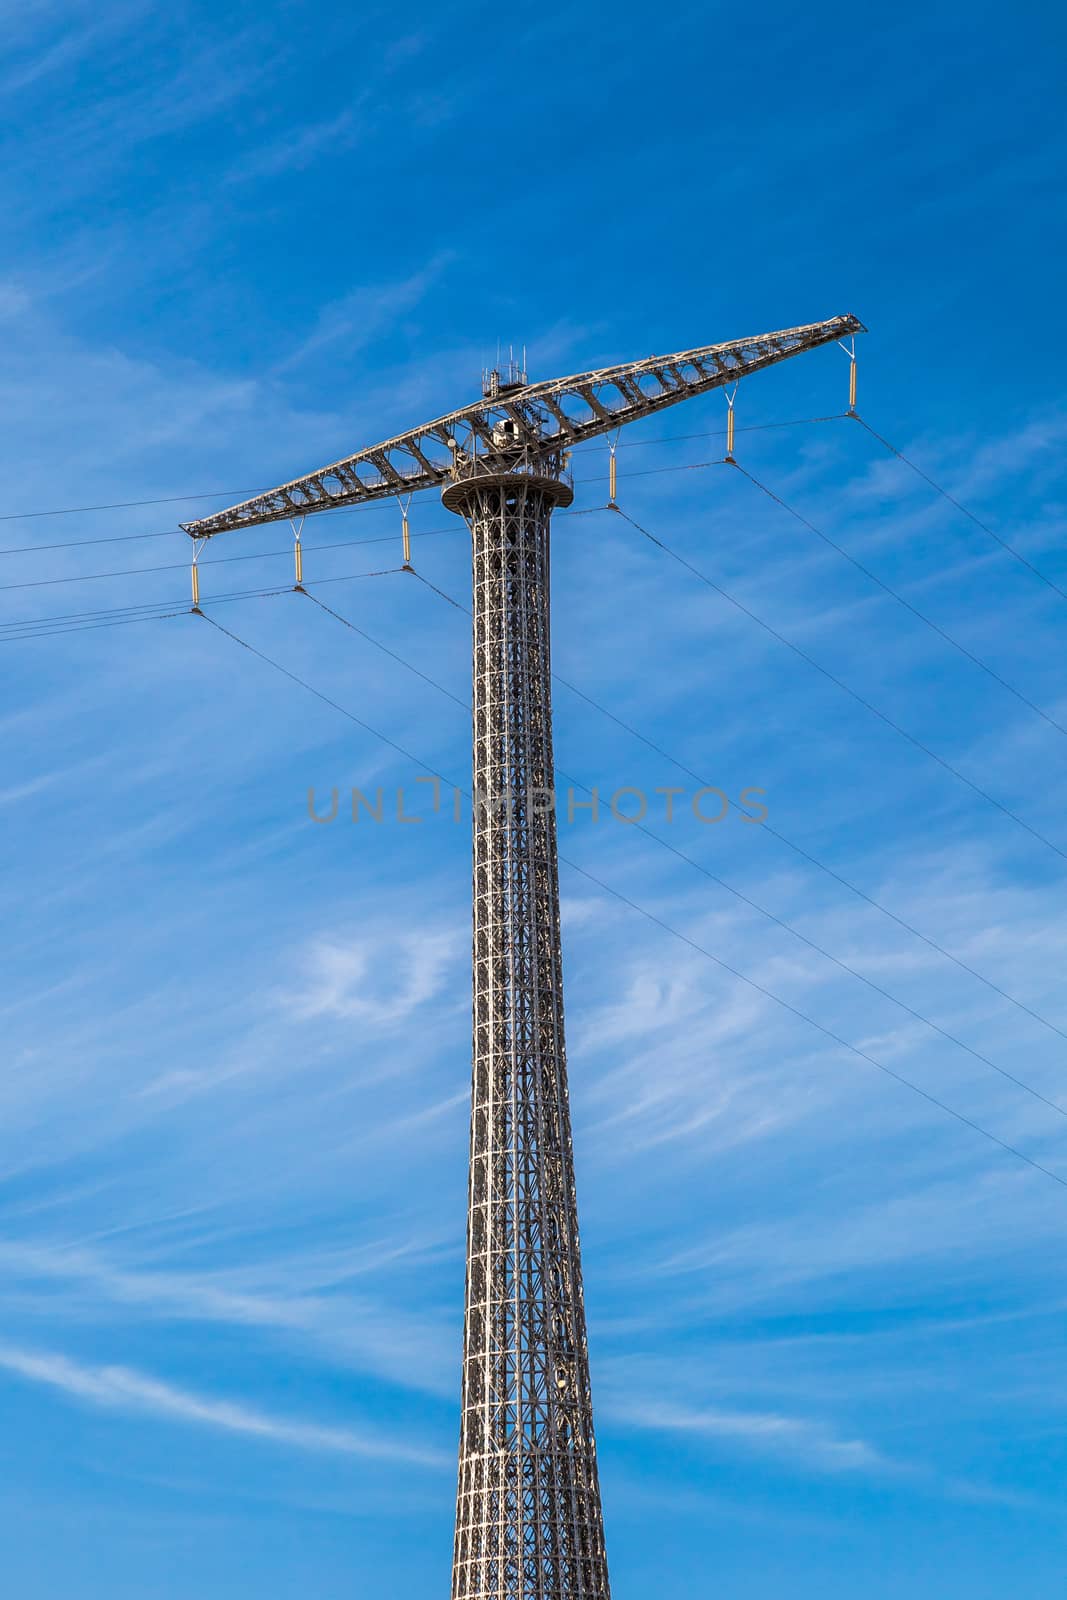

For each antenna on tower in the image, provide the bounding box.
[482,336,528,400]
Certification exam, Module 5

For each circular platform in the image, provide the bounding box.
[442,468,574,514]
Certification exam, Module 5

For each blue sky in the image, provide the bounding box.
[2,2,1066,1595]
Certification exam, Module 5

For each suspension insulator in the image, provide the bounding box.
[191,562,200,607]
[849,357,858,412]
[608,449,617,505]
[294,538,303,586]
[726,404,735,460]
[402,508,411,567]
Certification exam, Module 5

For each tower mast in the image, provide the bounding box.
[181,313,864,1600]
[442,381,607,1597]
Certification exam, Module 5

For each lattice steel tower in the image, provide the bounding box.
[442,415,608,1599]
[182,314,863,1600]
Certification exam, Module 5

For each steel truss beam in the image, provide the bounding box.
[181,315,863,538]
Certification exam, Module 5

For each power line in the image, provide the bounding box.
[0,533,463,630]
[0,528,461,594]
[199,611,448,784]
[853,413,1067,604]
[409,570,1067,1049]
[0,528,463,593]
[13,538,1063,1180]
[0,414,843,531]
[1,526,186,557]
[592,412,849,453]
[2,593,292,642]
[562,855,1067,1194]
[1,558,196,594]
[15,540,1063,1055]
[1,594,197,630]
[562,685,1067,1045]
[0,419,845,565]
[0,489,260,524]
[4,412,1048,686]
[3,607,192,643]
[0,503,455,560]
[197,608,1067,1197]
[301,588,467,709]
[9,508,1067,1054]
[0,455,715,568]
[0,569,405,642]
[9,463,1066,1043]
[0,469,645,590]
[732,461,1067,741]
[16,556,1064,1053]
[611,503,1067,865]
[308,582,1067,1121]
[0,518,461,565]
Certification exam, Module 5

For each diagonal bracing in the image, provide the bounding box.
[182,316,862,537]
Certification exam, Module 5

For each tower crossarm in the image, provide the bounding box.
[181,314,863,538]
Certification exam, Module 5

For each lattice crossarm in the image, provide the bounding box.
[181,314,863,538]
[525,313,865,446]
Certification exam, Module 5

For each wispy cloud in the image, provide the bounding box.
[0,278,31,319]
[274,253,457,374]
[657,1164,1065,1311]
[228,106,366,183]
[0,772,61,805]
[0,4,142,96]
[0,1342,445,1466]
[0,1237,459,1397]
[286,924,462,1027]
[614,1396,891,1475]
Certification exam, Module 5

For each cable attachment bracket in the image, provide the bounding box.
[724,383,739,461]
[399,494,413,571]
[838,336,858,413]
[189,536,208,611]
[289,516,306,589]
[607,430,620,507]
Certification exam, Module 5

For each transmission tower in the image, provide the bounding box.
[183,313,863,1600]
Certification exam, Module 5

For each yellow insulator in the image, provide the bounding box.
[402,509,411,566]
[608,449,617,505]
[294,539,303,585]
[849,358,858,412]
[191,562,200,607]
[726,405,735,460]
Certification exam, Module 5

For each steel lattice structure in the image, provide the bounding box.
[183,313,863,1600]
[184,317,862,535]
[443,452,609,1600]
